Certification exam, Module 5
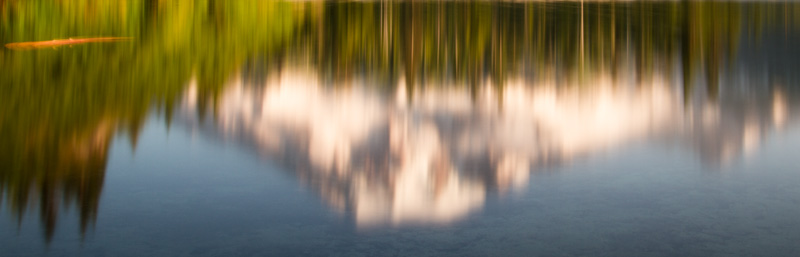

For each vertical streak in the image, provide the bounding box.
[581,0,585,74]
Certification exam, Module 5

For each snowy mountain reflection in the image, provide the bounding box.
[180,63,796,228]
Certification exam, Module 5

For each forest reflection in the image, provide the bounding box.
[1,0,800,238]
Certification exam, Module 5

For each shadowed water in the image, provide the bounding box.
[2,1,800,256]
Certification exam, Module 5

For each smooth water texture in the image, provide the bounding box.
[2,1,800,256]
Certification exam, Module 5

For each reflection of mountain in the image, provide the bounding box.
[168,1,800,228]
[180,57,797,227]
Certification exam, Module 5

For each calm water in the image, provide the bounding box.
[2,1,800,256]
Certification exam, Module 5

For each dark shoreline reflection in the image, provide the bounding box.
[1,0,800,240]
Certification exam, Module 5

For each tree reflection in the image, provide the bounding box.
[1,0,799,238]
[0,0,300,240]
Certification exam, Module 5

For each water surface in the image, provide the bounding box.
[2,1,800,256]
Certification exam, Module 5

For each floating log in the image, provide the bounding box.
[4,37,132,50]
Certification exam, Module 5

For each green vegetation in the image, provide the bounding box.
[0,0,797,241]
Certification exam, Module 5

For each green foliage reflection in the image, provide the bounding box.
[0,0,300,241]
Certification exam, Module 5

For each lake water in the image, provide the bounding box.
[2,1,800,256]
